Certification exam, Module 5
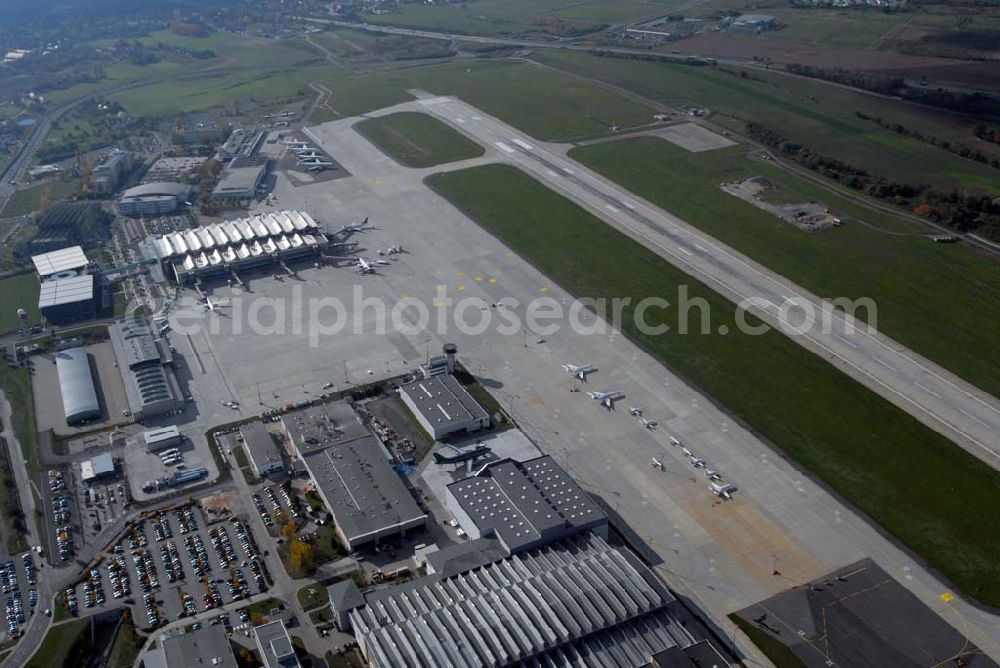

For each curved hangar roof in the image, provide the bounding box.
[55,347,100,424]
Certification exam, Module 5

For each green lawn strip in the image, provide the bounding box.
[324,60,656,141]
[1,179,82,218]
[728,613,808,668]
[569,137,1000,396]
[0,363,40,481]
[0,274,42,332]
[426,164,1000,607]
[26,618,89,668]
[355,112,484,168]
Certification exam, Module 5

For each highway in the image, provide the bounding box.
[403,96,1000,467]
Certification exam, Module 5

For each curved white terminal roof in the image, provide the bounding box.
[222,247,236,263]
[170,233,188,255]
[197,228,215,249]
[262,238,277,254]
[155,236,174,258]
[184,230,202,252]
[237,220,255,241]
[211,226,229,246]
[207,249,222,266]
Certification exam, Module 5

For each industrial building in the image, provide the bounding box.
[253,620,300,668]
[80,453,115,482]
[55,347,100,425]
[38,273,96,324]
[30,245,89,280]
[721,13,777,32]
[399,374,490,440]
[145,623,238,668]
[109,318,182,421]
[142,425,183,452]
[284,402,427,551]
[345,531,730,668]
[90,150,132,194]
[445,455,608,554]
[117,182,193,217]
[148,210,328,283]
[240,422,284,477]
[212,156,269,201]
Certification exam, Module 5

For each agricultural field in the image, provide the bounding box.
[310,28,454,62]
[355,112,484,168]
[363,0,674,36]
[322,60,657,140]
[532,50,1000,193]
[570,137,1000,396]
[426,163,1000,608]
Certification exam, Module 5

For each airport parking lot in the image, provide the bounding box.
[66,503,269,629]
[0,552,41,642]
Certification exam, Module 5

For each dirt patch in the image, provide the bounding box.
[722,176,841,232]
[654,122,737,152]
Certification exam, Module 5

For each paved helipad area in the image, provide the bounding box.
[653,122,737,152]
[735,558,998,668]
[155,104,999,662]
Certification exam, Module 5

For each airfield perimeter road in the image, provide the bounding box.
[390,96,1000,468]
[197,111,1000,663]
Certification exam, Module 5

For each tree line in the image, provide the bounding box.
[855,111,1000,170]
[745,121,1000,241]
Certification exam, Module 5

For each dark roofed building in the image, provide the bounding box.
[109,318,181,420]
[241,421,284,476]
[445,455,608,554]
[399,374,490,440]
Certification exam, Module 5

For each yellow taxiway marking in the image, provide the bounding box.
[457,271,466,276]
[474,275,483,282]
[540,287,549,293]
[457,285,466,292]
[940,592,955,602]
[488,278,497,285]
[505,252,513,258]
[399,295,409,302]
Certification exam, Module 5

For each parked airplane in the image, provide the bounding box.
[586,390,620,410]
[691,458,707,468]
[305,164,330,173]
[298,159,334,167]
[670,436,682,446]
[649,457,664,471]
[296,151,322,159]
[201,296,230,312]
[705,470,723,482]
[337,217,371,235]
[282,139,310,147]
[561,363,593,380]
[639,417,658,429]
[628,406,642,416]
[681,447,692,458]
[710,482,737,500]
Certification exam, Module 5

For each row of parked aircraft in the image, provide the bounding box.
[561,362,736,501]
[282,138,334,172]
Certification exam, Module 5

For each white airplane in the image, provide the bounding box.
[639,417,658,430]
[202,296,230,312]
[296,151,322,159]
[681,447,692,458]
[710,482,737,500]
[305,164,331,173]
[355,257,390,274]
[628,406,642,416]
[706,470,723,482]
[298,159,333,167]
[649,457,664,471]
[337,218,371,235]
[670,436,682,446]
[586,390,620,410]
[691,458,707,469]
[561,363,593,381]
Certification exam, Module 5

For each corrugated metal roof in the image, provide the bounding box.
[38,274,94,308]
[55,347,99,423]
[31,246,88,276]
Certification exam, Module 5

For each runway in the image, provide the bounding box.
[398,95,1000,469]
[265,111,1000,662]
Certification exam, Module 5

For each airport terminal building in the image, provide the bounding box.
[118,182,193,217]
[147,210,328,283]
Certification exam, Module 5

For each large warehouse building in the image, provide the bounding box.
[117,182,193,217]
[38,273,96,324]
[109,318,182,421]
[344,532,731,668]
[56,347,100,425]
[399,374,490,440]
[148,210,328,283]
[30,245,89,280]
[284,402,427,551]
[445,455,608,554]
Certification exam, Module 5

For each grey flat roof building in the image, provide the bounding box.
[161,623,238,668]
[55,347,100,425]
[350,531,728,668]
[445,455,608,554]
[38,274,96,324]
[399,374,490,439]
[212,163,267,200]
[282,401,370,457]
[253,620,300,668]
[31,245,88,278]
[301,435,427,551]
[241,421,284,476]
[109,318,182,420]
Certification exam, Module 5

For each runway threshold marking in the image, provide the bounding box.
[678,247,693,256]
[495,141,515,154]
[511,138,534,151]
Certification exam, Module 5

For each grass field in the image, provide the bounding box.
[0,363,40,482]
[26,619,89,668]
[0,274,41,332]
[323,60,656,141]
[532,51,1000,193]
[570,137,1000,396]
[355,112,485,167]
[1,179,82,218]
[426,163,1000,607]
